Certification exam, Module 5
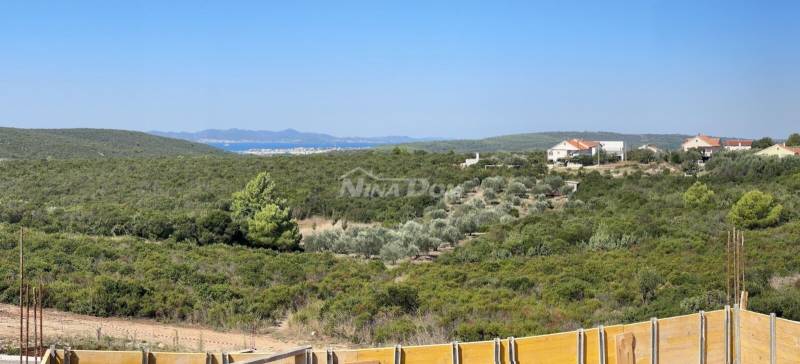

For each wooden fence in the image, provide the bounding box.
[39,306,800,364]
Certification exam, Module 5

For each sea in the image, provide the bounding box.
[208,142,378,154]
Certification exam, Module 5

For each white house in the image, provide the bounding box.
[460,153,480,168]
[723,139,753,151]
[547,139,599,162]
[547,139,625,162]
[682,134,721,157]
[598,141,625,161]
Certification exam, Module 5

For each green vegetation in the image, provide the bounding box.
[683,182,715,208]
[1,146,800,346]
[0,152,540,243]
[786,133,800,147]
[392,131,692,153]
[232,172,301,250]
[727,190,783,229]
[0,128,225,159]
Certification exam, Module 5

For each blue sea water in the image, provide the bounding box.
[208,142,377,152]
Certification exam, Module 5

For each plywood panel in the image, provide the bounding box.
[459,340,498,364]
[602,325,624,364]
[704,310,728,364]
[151,352,208,364]
[775,318,800,364]
[621,321,651,364]
[69,350,142,364]
[615,333,634,364]
[656,314,700,364]
[401,344,451,364]
[740,310,770,364]
[515,331,577,364]
[350,347,395,364]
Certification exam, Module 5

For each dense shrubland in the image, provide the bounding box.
[0,151,545,246]
[1,150,799,346]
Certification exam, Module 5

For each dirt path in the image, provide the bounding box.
[0,304,327,352]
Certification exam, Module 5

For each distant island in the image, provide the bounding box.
[150,128,438,145]
[148,128,442,154]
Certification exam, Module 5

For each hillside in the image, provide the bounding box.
[393,131,694,152]
[151,128,435,145]
[0,128,225,159]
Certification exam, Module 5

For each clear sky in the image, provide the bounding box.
[1,1,797,139]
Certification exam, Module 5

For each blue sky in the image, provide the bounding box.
[1,1,797,139]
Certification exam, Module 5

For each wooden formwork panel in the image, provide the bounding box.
[458,340,498,364]
[620,320,652,364]
[67,350,142,364]
[514,331,577,364]
[391,344,451,364]
[655,313,701,364]
[40,310,748,364]
[150,352,208,364]
[775,317,800,364]
[347,346,395,364]
[704,310,728,364]
[740,310,770,364]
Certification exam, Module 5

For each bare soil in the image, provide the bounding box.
[0,304,337,352]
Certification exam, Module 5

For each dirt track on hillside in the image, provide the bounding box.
[0,304,318,352]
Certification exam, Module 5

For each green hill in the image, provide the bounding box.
[393,131,693,152]
[0,127,225,159]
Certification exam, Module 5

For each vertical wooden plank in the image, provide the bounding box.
[704,310,727,364]
[739,311,770,364]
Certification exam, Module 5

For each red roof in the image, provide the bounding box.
[565,139,599,150]
[684,134,721,147]
[779,144,800,155]
[724,139,753,147]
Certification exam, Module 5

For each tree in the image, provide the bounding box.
[232,172,280,220]
[637,268,663,304]
[786,133,800,147]
[683,182,714,208]
[727,190,783,229]
[752,137,774,149]
[247,203,301,250]
[233,172,301,250]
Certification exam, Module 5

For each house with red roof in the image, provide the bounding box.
[546,139,599,162]
[723,139,753,151]
[681,134,722,158]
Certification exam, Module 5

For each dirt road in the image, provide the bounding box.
[0,304,317,352]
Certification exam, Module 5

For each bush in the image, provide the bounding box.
[481,176,506,192]
[727,190,783,228]
[683,182,715,208]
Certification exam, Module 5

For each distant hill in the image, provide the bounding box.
[391,131,696,153]
[150,128,436,145]
[0,128,225,159]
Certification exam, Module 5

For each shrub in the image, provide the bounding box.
[683,182,715,208]
[637,268,663,303]
[727,190,783,228]
[507,182,528,197]
[481,176,506,192]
